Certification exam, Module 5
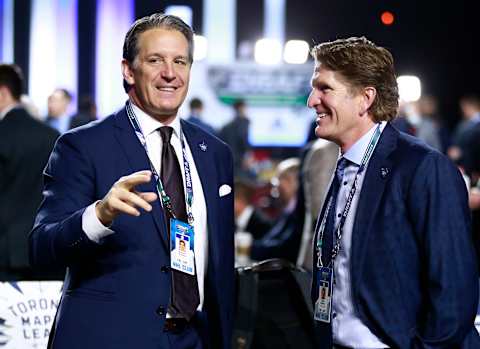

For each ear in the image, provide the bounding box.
[359,86,377,116]
[0,86,10,102]
[121,59,135,86]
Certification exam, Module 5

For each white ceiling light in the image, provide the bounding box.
[397,75,422,102]
[254,38,282,65]
[165,5,192,27]
[283,40,309,64]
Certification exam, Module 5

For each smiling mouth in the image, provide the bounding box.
[317,112,329,120]
[156,86,177,92]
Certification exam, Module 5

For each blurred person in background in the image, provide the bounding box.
[186,97,216,135]
[452,95,480,147]
[391,100,416,136]
[297,139,338,272]
[448,95,480,173]
[219,99,251,175]
[308,37,479,348]
[234,177,273,239]
[469,184,480,267]
[415,95,446,152]
[250,158,305,263]
[69,94,97,129]
[0,64,60,281]
[45,88,73,133]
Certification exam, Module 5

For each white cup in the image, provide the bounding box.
[235,231,253,266]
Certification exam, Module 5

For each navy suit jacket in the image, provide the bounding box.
[29,108,235,349]
[312,124,480,348]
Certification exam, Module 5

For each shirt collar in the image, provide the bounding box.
[0,103,20,121]
[130,101,181,139]
[343,121,386,166]
[472,112,480,123]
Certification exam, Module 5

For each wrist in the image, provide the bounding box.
[95,201,113,226]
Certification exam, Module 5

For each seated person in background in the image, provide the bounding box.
[234,177,273,239]
[250,158,305,263]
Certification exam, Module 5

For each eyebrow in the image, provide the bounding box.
[145,53,188,60]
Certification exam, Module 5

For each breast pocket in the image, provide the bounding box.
[65,287,116,301]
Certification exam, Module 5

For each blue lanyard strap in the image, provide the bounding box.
[125,101,194,225]
[316,124,382,268]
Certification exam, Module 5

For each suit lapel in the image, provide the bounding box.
[350,123,397,287]
[113,108,168,249]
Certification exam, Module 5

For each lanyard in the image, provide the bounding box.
[316,124,382,268]
[125,101,194,225]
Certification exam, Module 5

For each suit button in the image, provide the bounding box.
[156,306,166,316]
[161,265,170,273]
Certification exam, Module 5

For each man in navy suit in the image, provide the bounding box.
[30,13,234,349]
[308,37,479,348]
[0,64,59,281]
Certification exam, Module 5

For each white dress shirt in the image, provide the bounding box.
[331,121,389,348]
[47,113,71,134]
[82,102,209,311]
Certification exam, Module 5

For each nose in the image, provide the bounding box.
[161,62,175,81]
[307,89,319,109]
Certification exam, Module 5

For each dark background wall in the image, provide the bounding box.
[7,0,479,126]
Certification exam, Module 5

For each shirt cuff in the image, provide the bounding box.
[82,201,115,243]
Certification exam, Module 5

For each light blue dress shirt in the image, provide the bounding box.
[331,122,389,348]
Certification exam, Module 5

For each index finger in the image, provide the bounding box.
[118,170,153,190]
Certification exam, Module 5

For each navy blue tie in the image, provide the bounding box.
[321,157,348,266]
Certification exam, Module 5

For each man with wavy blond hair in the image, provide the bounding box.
[308,37,479,348]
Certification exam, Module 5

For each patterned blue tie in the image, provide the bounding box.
[321,157,348,266]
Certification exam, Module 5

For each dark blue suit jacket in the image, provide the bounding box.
[29,108,235,349]
[312,124,480,348]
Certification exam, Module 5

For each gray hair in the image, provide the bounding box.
[123,13,194,64]
[122,13,194,91]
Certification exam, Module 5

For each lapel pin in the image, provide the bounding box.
[199,141,207,152]
[380,167,390,179]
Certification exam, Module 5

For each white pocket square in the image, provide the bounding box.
[219,184,232,197]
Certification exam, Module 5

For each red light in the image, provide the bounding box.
[381,11,395,26]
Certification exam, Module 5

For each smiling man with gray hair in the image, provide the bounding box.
[30,13,235,349]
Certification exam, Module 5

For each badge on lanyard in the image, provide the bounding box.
[314,267,333,323]
[170,218,196,275]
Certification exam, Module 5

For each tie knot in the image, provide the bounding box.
[335,157,349,181]
[158,126,174,144]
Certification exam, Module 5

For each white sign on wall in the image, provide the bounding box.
[179,62,314,147]
[0,281,62,349]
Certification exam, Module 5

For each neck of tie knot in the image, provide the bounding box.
[159,126,173,144]
[335,158,348,182]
